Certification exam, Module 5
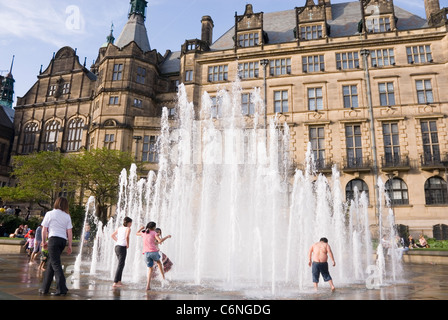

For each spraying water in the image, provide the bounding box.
[79,81,402,296]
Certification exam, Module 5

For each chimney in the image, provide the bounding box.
[424,0,440,21]
[318,0,332,20]
[201,16,214,45]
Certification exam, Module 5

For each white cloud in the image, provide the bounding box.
[0,0,87,48]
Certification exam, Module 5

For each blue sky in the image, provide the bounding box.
[0,0,434,106]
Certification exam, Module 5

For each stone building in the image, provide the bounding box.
[11,0,448,238]
[0,56,15,188]
[12,0,179,176]
[178,0,448,238]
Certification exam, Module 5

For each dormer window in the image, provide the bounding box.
[48,85,57,96]
[300,24,323,40]
[238,32,259,47]
[366,17,391,33]
[62,83,70,94]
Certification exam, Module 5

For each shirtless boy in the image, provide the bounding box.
[308,237,336,291]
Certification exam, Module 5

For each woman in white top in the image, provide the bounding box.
[39,197,73,296]
[111,216,132,287]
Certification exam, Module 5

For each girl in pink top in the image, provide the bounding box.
[136,221,171,290]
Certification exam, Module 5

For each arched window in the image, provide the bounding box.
[346,179,369,203]
[424,177,448,205]
[22,122,39,154]
[385,178,409,205]
[66,118,84,152]
[43,120,60,151]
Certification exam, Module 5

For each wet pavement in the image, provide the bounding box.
[1,252,447,302]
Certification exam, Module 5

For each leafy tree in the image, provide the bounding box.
[67,148,135,224]
[0,149,136,225]
[0,151,75,211]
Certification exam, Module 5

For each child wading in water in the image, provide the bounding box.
[111,216,133,287]
[136,222,171,290]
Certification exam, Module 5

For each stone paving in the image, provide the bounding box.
[1,252,447,301]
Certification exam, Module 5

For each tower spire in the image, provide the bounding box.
[107,22,115,44]
[129,0,148,20]
[0,55,15,109]
[115,0,151,52]
[9,55,15,76]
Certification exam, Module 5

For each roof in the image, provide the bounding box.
[159,51,181,75]
[115,13,151,52]
[0,105,13,129]
[211,2,428,50]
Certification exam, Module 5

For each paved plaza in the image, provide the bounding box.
[0,252,447,301]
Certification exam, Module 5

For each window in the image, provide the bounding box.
[382,122,400,166]
[62,83,70,94]
[385,178,409,206]
[112,64,123,81]
[136,67,146,84]
[274,90,288,113]
[66,118,84,152]
[371,49,395,67]
[238,32,259,47]
[43,120,60,151]
[133,98,143,108]
[300,25,323,40]
[210,96,222,118]
[302,55,324,73]
[309,126,325,168]
[238,62,259,79]
[142,135,159,163]
[308,87,323,110]
[406,45,432,64]
[104,134,115,149]
[0,143,6,166]
[421,120,440,163]
[109,96,119,105]
[345,124,363,167]
[48,85,57,96]
[270,58,291,76]
[168,108,176,117]
[366,17,391,33]
[22,122,38,154]
[416,80,434,104]
[208,65,228,82]
[346,179,369,203]
[185,70,194,82]
[241,93,255,115]
[343,85,358,108]
[379,82,395,106]
[424,177,448,205]
[336,52,360,70]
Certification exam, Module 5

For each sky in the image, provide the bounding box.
[0,0,438,107]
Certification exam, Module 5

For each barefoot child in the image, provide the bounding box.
[111,217,133,287]
[136,222,171,290]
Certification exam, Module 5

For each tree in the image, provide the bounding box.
[0,151,75,211]
[0,149,135,225]
[67,148,135,224]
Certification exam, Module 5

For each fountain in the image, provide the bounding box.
[77,80,402,297]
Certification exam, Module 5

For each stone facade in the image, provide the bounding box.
[10,0,448,236]
[179,0,448,237]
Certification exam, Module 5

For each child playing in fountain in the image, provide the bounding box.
[23,231,35,262]
[136,222,171,290]
[39,248,49,271]
[152,228,173,278]
[111,216,133,288]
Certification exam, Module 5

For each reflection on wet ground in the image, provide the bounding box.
[1,253,447,301]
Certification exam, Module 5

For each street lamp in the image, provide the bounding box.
[360,49,381,232]
[260,59,269,143]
